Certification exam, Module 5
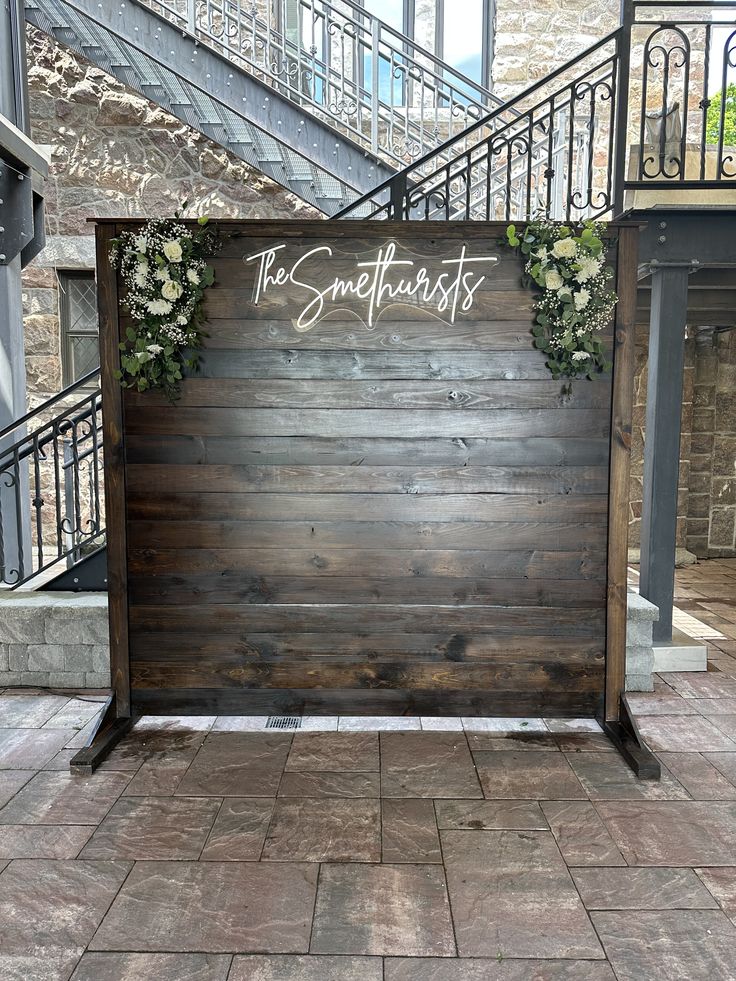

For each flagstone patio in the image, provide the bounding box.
[2,560,736,980]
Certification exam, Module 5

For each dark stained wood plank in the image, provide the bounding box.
[125,464,610,496]
[128,603,605,636]
[125,491,609,523]
[127,574,606,607]
[124,407,611,439]
[124,377,612,410]
[129,631,604,661]
[127,519,608,551]
[128,547,607,580]
[130,687,601,718]
[125,435,611,468]
[194,349,556,380]
[128,656,604,692]
[189,320,545,351]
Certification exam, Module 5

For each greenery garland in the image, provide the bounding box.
[505,219,618,385]
[110,214,220,403]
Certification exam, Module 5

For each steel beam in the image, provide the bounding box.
[638,261,692,643]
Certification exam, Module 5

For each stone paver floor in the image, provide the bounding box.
[2,560,736,979]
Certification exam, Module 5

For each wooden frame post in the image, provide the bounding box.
[70,222,135,773]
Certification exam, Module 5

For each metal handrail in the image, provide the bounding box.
[0,367,99,442]
[335,28,622,218]
[0,371,104,588]
[138,0,508,167]
[337,0,736,222]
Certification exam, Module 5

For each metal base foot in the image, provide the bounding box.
[69,695,135,775]
[602,694,661,780]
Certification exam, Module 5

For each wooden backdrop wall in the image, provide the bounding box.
[96,220,637,720]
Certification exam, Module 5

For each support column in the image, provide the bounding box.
[639,262,691,643]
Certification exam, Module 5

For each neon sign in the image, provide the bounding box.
[244,241,499,331]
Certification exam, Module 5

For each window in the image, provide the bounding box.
[59,272,99,387]
[364,0,492,93]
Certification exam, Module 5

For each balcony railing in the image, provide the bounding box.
[337,1,736,221]
[0,369,104,588]
[139,0,511,167]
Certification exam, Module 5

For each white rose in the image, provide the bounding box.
[574,288,591,311]
[545,269,564,291]
[163,240,183,262]
[134,235,147,253]
[161,280,183,301]
[176,315,188,325]
[552,237,577,259]
[186,267,201,285]
[147,343,164,355]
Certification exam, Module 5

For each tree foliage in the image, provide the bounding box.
[706,84,736,146]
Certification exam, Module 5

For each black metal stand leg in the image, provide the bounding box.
[69,695,135,775]
[602,694,661,780]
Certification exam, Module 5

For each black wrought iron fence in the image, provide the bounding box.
[0,369,104,588]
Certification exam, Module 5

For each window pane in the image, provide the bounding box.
[67,277,98,334]
[61,273,99,387]
[70,334,100,381]
[443,1,483,83]
[364,0,404,33]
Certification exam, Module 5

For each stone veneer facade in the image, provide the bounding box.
[21,10,736,561]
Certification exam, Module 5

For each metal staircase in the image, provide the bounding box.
[25,0,507,214]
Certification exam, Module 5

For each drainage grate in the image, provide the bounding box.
[265,716,303,730]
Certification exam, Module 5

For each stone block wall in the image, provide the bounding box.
[628,323,696,556]
[0,593,110,689]
[687,328,736,557]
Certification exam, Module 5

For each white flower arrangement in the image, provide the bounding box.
[505,218,618,384]
[109,214,219,402]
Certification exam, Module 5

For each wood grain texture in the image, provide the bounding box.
[97,219,627,719]
[95,223,130,718]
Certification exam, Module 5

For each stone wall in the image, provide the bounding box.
[23,26,319,407]
[629,322,736,563]
[491,0,608,99]
[0,593,110,689]
[688,328,736,558]
[628,324,696,558]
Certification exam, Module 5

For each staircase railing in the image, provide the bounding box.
[139,0,511,166]
[337,1,736,221]
[0,369,104,588]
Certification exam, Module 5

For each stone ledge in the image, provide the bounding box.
[626,588,659,693]
[0,591,110,689]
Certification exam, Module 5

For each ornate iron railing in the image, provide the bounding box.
[138,0,510,167]
[337,0,736,221]
[0,369,104,588]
